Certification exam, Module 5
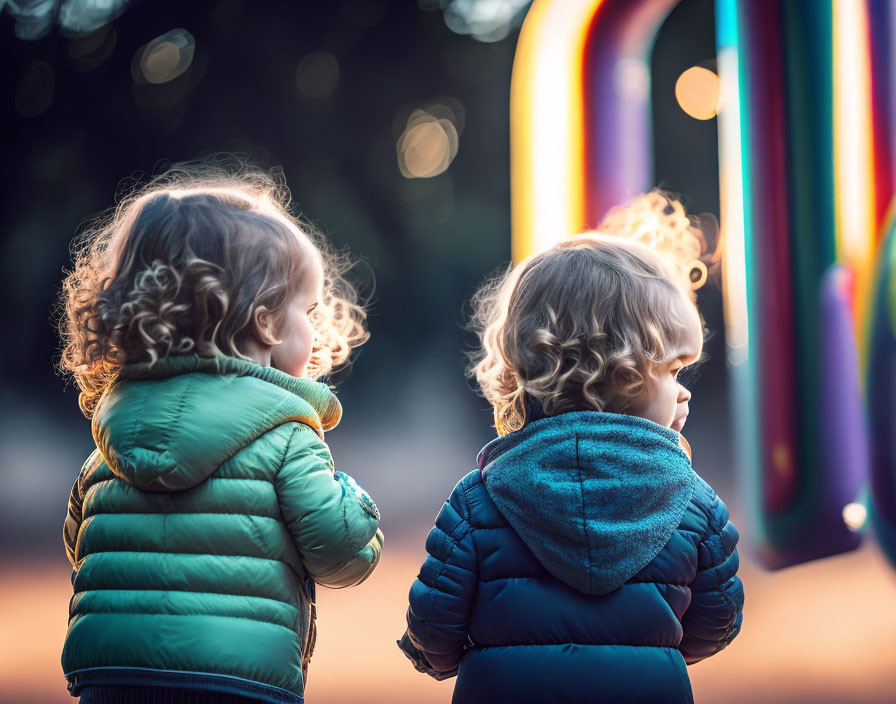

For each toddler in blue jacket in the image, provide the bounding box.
[398,193,744,704]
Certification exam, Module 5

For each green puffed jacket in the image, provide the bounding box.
[62,354,383,703]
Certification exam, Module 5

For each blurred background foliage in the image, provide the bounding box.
[0,0,721,550]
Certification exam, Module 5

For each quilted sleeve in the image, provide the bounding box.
[63,449,103,567]
[679,483,744,665]
[399,477,478,680]
[275,423,383,589]
[63,474,84,567]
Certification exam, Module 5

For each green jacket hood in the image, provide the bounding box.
[92,354,342,492]
[479,411,696,596]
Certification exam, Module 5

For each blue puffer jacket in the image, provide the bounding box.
[399,411,744,704]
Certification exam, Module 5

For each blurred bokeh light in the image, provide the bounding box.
[675,65,721,120]
[297,51,340,99]
[132,29,195,85]
[419,0,534,43]
[129,27,205,109]
[843,502,869,532]
[396,101,463,179]
[2,0,133,40]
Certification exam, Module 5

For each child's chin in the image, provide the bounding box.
[272,361,307,378]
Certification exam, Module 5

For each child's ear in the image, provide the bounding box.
[252,306,282,346]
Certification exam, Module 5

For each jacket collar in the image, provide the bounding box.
[116,353,342,432]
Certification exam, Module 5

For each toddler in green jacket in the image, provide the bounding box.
[56,161,383,704]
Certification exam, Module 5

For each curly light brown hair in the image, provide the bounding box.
[57,161,368,418]
[469,191,720,435]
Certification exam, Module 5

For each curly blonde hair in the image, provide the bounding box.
[470,191,719,435]
[57,160,368,418]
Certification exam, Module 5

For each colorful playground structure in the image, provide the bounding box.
[510,0,896,569]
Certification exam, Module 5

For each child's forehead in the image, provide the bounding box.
[296,237,324,292]
[306,255,324,290]
[673,294,704,361]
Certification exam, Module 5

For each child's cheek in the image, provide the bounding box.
[301,321,315,372]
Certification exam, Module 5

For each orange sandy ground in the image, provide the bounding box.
[2,542,895,704]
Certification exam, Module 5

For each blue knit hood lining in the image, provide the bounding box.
[479,411,696,596]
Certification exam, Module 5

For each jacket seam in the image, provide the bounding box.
[706,502,724,536]
[459,482,480,644]
[64,666,302,702]
[78,550,298,563]
[275,424,351,555]
[277,424,300,479]
[246,514,271,560]
[693,485,731,579]
[73,587,299,610]
[702,522,730,579]
[697,484,725,538]
[68,453,101,564]
[457,483,477,540]
[477,575,541,583]
[718,578,739,623]
[665,646,693,694]
[78,449,104,495]
[127,381,154,463]
[460,480,475,522]
[424,539,459,646]
[424,485,475,646]
[88,476,279,486]
[81,510,285,520]
[454,524,505,531]
[201,477,276,483]
[156,374,196,480]
[629,577,692,586]
[67,608,300,635]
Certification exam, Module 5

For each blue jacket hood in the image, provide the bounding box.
[478,411,696,596]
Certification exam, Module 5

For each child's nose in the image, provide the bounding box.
[677,384,691,403]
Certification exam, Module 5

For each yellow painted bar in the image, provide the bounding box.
[510,0,604,263]
[833,0,876,353]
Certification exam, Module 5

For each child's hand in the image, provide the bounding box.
[397,631,458,681]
